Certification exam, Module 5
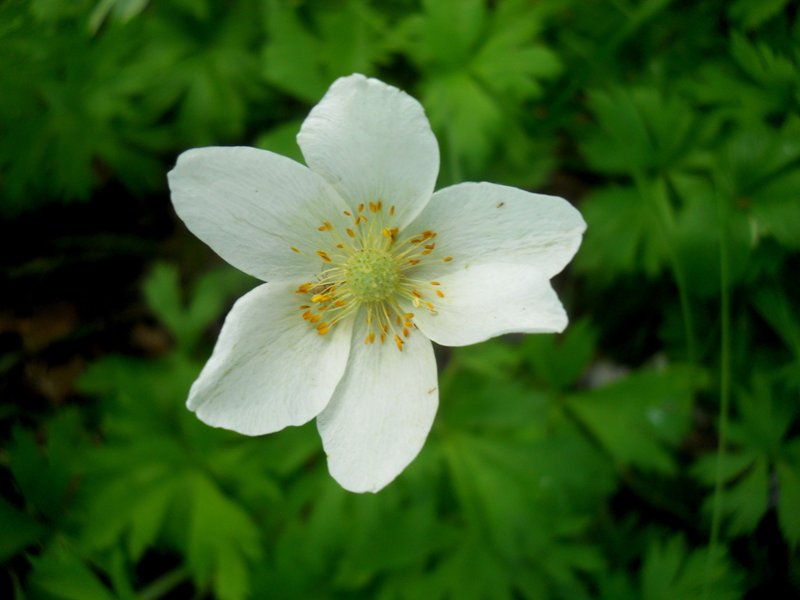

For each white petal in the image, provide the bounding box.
[168,147,350,282]
[298,74,440,227]
[407,182,586,278]
[411,263,568,347]
[317,318,439,493]
[188,282,352,435]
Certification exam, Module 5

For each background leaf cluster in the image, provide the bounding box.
[1,0,799,598]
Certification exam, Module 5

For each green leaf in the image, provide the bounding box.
[640,535,742,600]
[0,496,45,562]
[142,263,253,351]
[729,0,790,29]
[186,472,262,600]
[519,318,597,391]
[776,458,800,548]
[671,174,752,298]
[254,118,304,164]
[8,410,88,521]
[28,544,116,600]
[573,186,665,279]
[713,457,770,536]
[451,338,522,380]
[261,0,387,102]
[581,87,702,177]
[567,367,696,473]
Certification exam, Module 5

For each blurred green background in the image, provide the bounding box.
[1,0,799,598]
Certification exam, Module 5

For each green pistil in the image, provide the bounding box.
[345,248,400,303]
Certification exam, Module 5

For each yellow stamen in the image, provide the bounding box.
[290,246,301,253]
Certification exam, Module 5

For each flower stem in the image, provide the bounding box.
[704,182,731,598]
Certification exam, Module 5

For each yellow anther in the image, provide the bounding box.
[296,283,313,293]
[408,259,420,265]
[290,246,301,253]
[436,290,445,298]
[364,331,375,344]
[412,297,421,308]
[442,256,453,262]
[336,243,344,249]
[358,203,364,213]
[318,221,333,231]
[402,327,409,337]
[311,293,331,303]
[309,314,321,324]
[346,228,355,237]
[430,281,440,286]
[299,304,310,309]
[369,201,378,213]
[411,290,422,298]
[316,250,331,262]
[394,335,404,351]
[355,215,367,225]
[317,322,330,335]
[334,300,346,307]
[390,205,395,216]
[344,210,352,216]
[377,200,383,211]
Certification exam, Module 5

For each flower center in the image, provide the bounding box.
[290,200,452,350]
[345,248,399,303]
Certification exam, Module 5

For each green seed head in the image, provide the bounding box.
[345,248,399,303]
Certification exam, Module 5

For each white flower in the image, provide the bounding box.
[167,74,585,493]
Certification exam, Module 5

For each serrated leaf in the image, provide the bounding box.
[142,263,253,351]
[729,0,790,29]
[519,318,597,391]
[0,496,45,561]
[186,472,262,600]
[730,32,797,89]
[28,545,116,600]
[8,410,87,521]
[567,368,695,473]
[712,457,769,536]
[262,0,387,102]
[640,535,742,600]
[574,186,665,279]
[581,87,701,177]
